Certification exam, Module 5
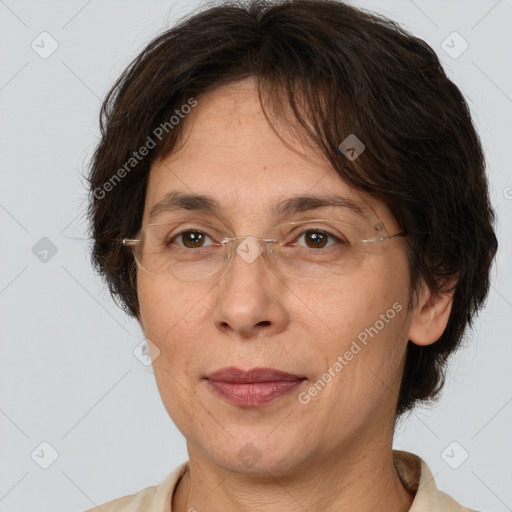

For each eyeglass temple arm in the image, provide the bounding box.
[122,238,140,246]
[361,230,406,244]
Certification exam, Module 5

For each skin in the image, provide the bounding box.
[136,77,454,512]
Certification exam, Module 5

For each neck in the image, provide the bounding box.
[172,444,414,512]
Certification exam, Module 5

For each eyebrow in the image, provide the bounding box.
[148,191,367,222]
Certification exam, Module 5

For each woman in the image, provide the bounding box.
[85,1,497,510]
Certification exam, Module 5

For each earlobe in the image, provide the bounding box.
[407,281,456,347]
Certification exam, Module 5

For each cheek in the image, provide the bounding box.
[137,276,214,396]
[137,277,209,426]
[137,275,205,339]
[313,271,403,342]
[301,294,409,434]
[309,259,411,383]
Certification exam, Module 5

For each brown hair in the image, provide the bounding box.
[87,0,498,416]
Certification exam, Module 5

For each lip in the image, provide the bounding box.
[204,367,306,407]
[205,366,305,383]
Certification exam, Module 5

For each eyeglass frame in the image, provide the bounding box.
[121,213,406,281]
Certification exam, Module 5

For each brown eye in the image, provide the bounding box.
[304,231,329,248]
[296,229,339,250]
[172,231,212,249]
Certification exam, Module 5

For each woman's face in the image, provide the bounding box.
[136,78,417,475]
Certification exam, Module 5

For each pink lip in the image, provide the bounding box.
[204,367,306,407]
[205,366,305,383]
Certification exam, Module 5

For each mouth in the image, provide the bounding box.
[204,367,307,407]
[204,366,306,383]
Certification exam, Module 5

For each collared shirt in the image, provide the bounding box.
[84,450,477,511]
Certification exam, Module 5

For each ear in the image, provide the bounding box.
[407,279,457,346]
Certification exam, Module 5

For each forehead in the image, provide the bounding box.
[143,78,394,228]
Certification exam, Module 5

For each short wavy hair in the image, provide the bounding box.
[87,0,498,417]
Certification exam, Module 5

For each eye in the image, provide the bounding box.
[169,230,215,249]
[293,229,342,250]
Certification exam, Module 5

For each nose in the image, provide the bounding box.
[212,237,289,338]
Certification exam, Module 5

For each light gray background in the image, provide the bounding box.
[1,1,511,511]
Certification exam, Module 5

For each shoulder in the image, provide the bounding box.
[393,449,480,512]
[81,461,189,512]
